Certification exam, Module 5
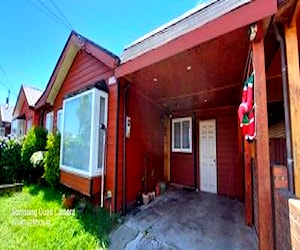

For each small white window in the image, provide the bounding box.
[172,117,192,153]
[57,109,63,133]
[26,118,32,132]
[45,112,53,133]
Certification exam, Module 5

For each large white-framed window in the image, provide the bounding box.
[172,117,192,153]
[45,111,53,133]
[56,109,63,133]
[60,88,108,177]
[11,118,25,137]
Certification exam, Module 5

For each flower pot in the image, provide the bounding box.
[142,193,150,205]
[62,194,76,209]
[159,182,166,194]
[149,191,155,201]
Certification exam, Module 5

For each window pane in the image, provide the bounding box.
[27,119,32,132]
[46,112,53,133]
[174,122,181,149]
[98,96,105,169]
[62,93,92,172]
[182,120,190,149]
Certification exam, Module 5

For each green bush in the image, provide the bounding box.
[44,132,61,187]
[21,127,47,182]
[0,137,23,184]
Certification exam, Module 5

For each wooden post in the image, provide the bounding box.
[285,17,300,197]
[244,140,253,226]
[252,29,274,249]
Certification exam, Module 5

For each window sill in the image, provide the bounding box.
[60,165,102,178]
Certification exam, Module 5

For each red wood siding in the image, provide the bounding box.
[60,170,101,197]
[105,83,124,212]
[19,98,35,131]
[125,88,164,205]
[216,114,242,198]
[52,51,113,128]
[171,151,194,187]
[269,138,286,166]
[171,107,244,199]
[50,50,114,200]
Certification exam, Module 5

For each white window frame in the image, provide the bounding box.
[60,88,108,178]
[172,117,192,153]
[45,111,53,133]
[56,109,63,133]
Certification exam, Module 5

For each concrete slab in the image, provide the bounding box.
[109,189,258,250]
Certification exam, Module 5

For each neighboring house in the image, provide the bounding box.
[0,104,14,136]
[35,31,120,205]
[12,85,43,136]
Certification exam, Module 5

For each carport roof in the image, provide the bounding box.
[121,0,251,63]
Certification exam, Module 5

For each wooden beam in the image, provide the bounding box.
[252,31,274,250]
[244,140,253,226]
[285,20,300,196]
[289,0,300,26]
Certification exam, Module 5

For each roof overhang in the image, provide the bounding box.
[36,32,119,109]
[13,87,26,118]
[116,0,278,78]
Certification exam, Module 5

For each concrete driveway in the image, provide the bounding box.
[109,188,258,250]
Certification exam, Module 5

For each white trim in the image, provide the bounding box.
[45,111,54,133]
[57,109,63,133]
[172,117,192,153]
[60,88,108,178]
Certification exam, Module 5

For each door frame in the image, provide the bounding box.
[199,119,217,193]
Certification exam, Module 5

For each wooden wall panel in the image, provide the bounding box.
[170,106,243,199]
[50,50,115,200]
[60,170,90,196]
[217,114,242,198]
[52,51,113,130]
[19,98,35,131]
[125,88,164,205]
[171,152,195,187]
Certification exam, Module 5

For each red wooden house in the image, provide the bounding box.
[12,85,43,136]
[35,31,120,205]
[33,1,300,249]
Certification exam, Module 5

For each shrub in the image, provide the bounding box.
[0,137,23,184]
[44,132,61,187]
[21,127,47,182]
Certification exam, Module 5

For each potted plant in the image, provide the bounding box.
[62,194,76,209]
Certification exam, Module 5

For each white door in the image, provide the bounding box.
[199,119,217,193]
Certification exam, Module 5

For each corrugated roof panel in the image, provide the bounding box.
[23,85,43,107]
[121,0,251,63]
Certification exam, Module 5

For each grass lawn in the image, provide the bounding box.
[0,185,115,249]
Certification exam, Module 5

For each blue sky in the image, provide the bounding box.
[0,0,204,106]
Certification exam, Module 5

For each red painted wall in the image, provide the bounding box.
[171,107,244,199]
[125,88,164,206]
[171,152,195,187]
[47,50,115,201]
[52,51,113,129]
[19,98,35,131]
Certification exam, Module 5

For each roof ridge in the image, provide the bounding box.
[22,84,43,92]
